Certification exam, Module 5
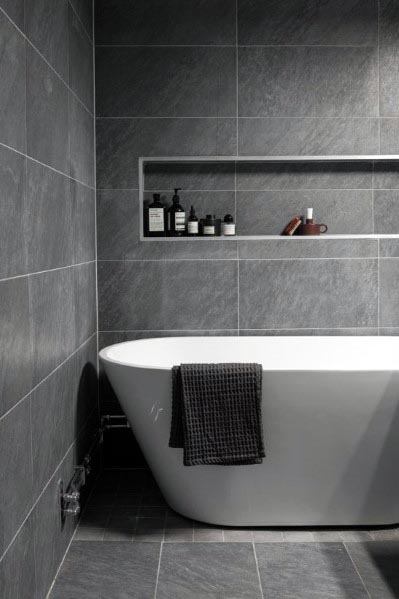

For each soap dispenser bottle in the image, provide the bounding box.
[146,193,166,237]
[168,188,186,236]
[187,206,199,236]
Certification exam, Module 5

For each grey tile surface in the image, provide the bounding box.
[70,0,93,39]
[26,46,69,172]
[30,356,75,496]
[50,541,160,598]
[373,162,399,189]
[29,267,76,384]
[0,278,32,417]
[26,160,73,272]
[98,260,238,330]
[0,400,33,555]
[379,258,399,327]
[239,259,378,329]
[379,239,399,257]
[237,0,378,45]
[33,450,76,599]
[0,146,27,278]
[69,94,95,186]
[255,542,368,598]
[374,191,399,234]
[157,543,261,599]
[96,117,236,189]
[238,118,379,156]
[379,0,399,46]
[380,118,399,154]
[96,47,236,118]
[238,47,377,118]
[239,328,378,336]
[74,262,97,346]
[71,180,96,264]
[97,190,237,260]
[73,335,98,435]
[345,541,399,598]
[0,11,26,152]
[0,516,36,599]
[0,0,24,30]
[238,239,378,260]
[69,3,93,112]
[379,47,399,117]
[95,0,235,45]
[236,161,372,191]
[25,0,68,81]
[236,190,373,235]
[145,162,235,191]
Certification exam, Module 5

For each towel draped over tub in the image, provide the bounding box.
[169,363,265,466]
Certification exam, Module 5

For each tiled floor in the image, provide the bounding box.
[50,469,399,598]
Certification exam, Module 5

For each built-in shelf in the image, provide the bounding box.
[139,155,399,241]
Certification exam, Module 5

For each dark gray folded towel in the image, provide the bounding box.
[169,363,265,466]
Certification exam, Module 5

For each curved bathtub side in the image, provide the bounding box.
[103,360,399,527]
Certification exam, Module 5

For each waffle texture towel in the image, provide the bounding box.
[169,363,265,466]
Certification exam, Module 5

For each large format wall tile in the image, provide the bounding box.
[238,239,378,260]
[26,161,73,272]
[379,0,399,46]
[70,0,93,39]
[73,336,98,437]
[98,260,238,330]
[145,162,235,191]
[0,146,27,279]
[0,516,36,599]
[238,47,378,118]
[71,180,96,264]
[69,94,95,186]
[0,11,26,152]
[26,46,69,172]
[237,0,378,45]
[96,47,236,118]
[0,0,24,30]
[74,262,97,347]
[25,0,68,81]
[69,3,93,112]
[239,259,378,329]
[29,268,76,385]
[236,161,372,191]
[380,118,399,154]
[0,400,33,556]
[379,259,399,327]
[379,47,399,117]
[374,190,399,234]
[96,118,236,189]
[0,278,33,418]
[236,190,373,235]
[238,118,379,156]
[97,190,237,260]
[95,0,235,45]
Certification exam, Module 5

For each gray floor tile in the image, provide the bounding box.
[134,517,165,542]
[49,541,160,598]
[165,515,194,543]
[283,530,315,542]
[369,528,399,541]
[252,529,284,542]
[345,541,399,599]
[194,524,224,543]
[157,543,262,598]
[255,542,368,598]
[223,528,254,542]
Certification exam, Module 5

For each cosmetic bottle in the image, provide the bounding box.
[203,214,216,236]
[146,193,166,237]
[187,206,199,236]
[222,214,236,236]
[167,188,186,236]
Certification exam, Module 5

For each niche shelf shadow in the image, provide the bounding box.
[139,155,399,241]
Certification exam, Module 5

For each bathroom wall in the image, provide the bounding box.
[95,1,399,450]
[0,1,97,597]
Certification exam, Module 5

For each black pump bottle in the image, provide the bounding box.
[167,188,186,236]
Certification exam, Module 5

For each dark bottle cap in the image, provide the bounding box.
[153,193,161,201]
[172,188,182,202]
[224,214,234,223]
[205,214,214,224]
[189,205,197,220]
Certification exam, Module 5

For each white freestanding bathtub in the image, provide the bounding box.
[100,336,399,527]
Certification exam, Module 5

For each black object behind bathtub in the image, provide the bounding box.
[169,363,265,466]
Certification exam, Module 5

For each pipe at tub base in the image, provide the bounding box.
[100,336,399,527]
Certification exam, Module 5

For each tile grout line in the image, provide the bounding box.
[153,541,164,599]
[96,257,379,262]
[0,5,93,118]
[252,542,265,599]
[68,0,93,46]
[0,259,96,284]
[343,542,373,599]
[0,140,95,191]
[96,115,387,120]
[95,44,380,48]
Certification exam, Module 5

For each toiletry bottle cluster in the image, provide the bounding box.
[145,188,236,237]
